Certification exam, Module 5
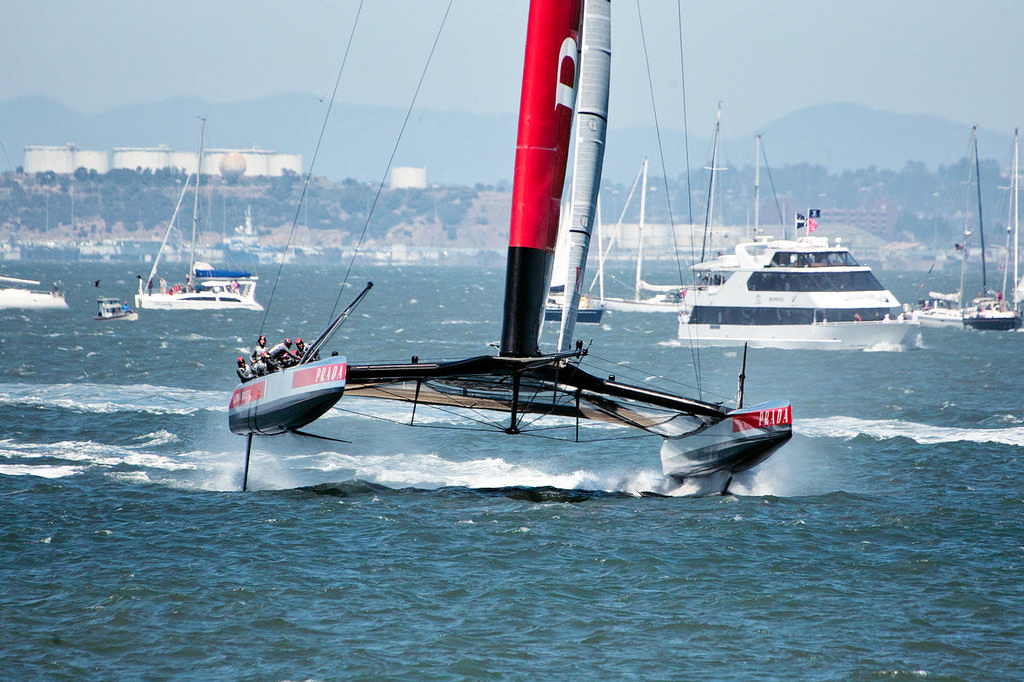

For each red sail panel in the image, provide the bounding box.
[508,0,582,251]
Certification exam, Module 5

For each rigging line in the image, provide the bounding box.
[635,1,686,292]
[758,139,786,229]
[328,0,455,323]
[676,1,695,229]
[634,2,700,393]
[0,139,14,173]
[258,0,367,336]
[640,0,702,395]
[583,351,730,404]
[675,1,702,383]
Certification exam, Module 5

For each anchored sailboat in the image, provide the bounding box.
[136,119,262,311]
[227,0,791,493]
[918,127,1020,330]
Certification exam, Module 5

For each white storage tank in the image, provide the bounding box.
[74,149,110,173]
[390,167,428,189]
[268,153,303,176]
[24,145,109,174]
[25,145,78,174]
[113,146,174,172]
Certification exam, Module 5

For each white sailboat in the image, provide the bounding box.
[0,275,68,310]
[590,159,687,312]
[919,127,1020,330]
[135,119,262,312]
[545,201,605,325]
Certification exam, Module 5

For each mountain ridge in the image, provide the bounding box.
[1,95,1013,186]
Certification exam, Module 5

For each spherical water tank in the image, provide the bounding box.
[220,151,247,181]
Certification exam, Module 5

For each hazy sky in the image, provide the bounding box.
[5,0,1023,137]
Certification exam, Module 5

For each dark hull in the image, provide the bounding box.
[667,428,792,478]
[661,400,793,480]
[229,387,344,435]
[545,307,604,324]
[963,315,1021,331]
[228,358,349,436]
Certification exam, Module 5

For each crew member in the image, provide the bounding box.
[268,338,298,367]
[252,352,268,376]
[236,357,255,382]
[250,334,268,363]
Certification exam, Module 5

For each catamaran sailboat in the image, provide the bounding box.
[228,0,791,493]
[677,234,919,349]
[135,119,262,312]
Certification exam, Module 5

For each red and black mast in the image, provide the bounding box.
[500,0,582,357]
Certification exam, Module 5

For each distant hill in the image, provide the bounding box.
[0,95,1012,186]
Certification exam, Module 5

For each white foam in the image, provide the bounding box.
[0,382,226,415]
[799,416,1024,446]
[0,464,84,478]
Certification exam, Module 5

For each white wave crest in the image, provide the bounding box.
[0,382,227,415]
[799,416,1024,446]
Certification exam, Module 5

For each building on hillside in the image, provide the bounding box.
[823,201,900,239]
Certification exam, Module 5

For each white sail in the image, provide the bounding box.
[557,0,611,352]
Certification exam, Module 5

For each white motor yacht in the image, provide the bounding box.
[677,235,919,350]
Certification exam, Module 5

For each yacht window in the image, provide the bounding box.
[768,250,860,268]
[747,271,885,292]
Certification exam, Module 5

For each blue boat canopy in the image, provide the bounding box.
[195,269,253,279]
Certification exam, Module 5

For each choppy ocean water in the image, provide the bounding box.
[2,260,1022,680]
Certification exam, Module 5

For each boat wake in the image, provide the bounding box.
[0,428,793,498]
[800,416,1024,446]
[0,382,798,497]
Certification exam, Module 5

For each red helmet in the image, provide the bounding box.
[237,357,245,366]
[295,338,303,345]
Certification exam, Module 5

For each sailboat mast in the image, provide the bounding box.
[974,129,988,290]
[500,0,582,357]
[753,134,761,238]
[145,173,193,289]
[1013,129,1020,308]
[957,127,976,308]
[557,0,610,352]
[701,104,721,260]
[633,158,648,301]
[1002,131,1017,301]
[189,118,206,284]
